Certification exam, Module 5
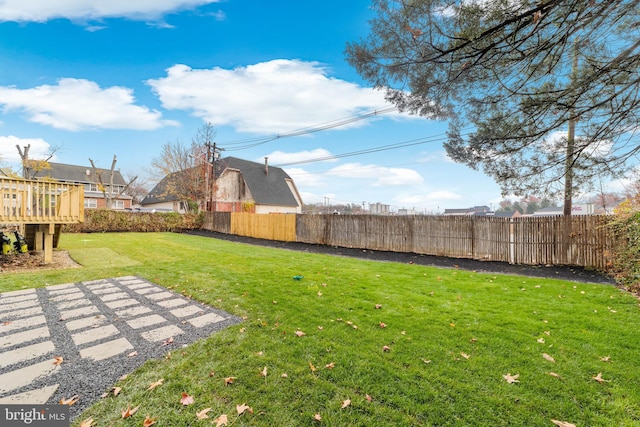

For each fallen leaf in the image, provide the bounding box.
[60,395,79,406]
[236,403,253,415]
[53,356,63,365]
[309,362,317,372]
[341,399,351,409]
[379,322,387,328]
[213,414,228,426]
[121,405,139,419]
[180,392,194,405]
[118,374,128,381]
[325,362,335,369]
[143,415,157,426]
[295,330,306,337]
[551,420,576,427]
[375,304,382,309]
[127,351,138,357]
[110,386,122,397]
[592,372,610,384]
[260,366,268,377]
[548,372,561,378]
[224,377,236,386]
[422,359,431,364]
[366,394,372,402]
[161,337,174,346]
[543,353,556,363]
[382,345,391,352]
[317,326,323,330]
[317,291,323,296]
[537,338,545,344]
[209,370,216,377]
[79,417,94,427]
[2,321,12,326]
[460,352,470,360]
[196,408,211,420]
[313,413,322,421]
[544,330,551,336]
[503,373,520,384]
[148,379,164,390]
[600,356,611,362]
[281,373,288,378]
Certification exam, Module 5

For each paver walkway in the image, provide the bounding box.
[0,276,240,417]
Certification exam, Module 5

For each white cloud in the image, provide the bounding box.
[0,0,220,22]
[147,60,399,134]
[283,167,325,188]
[327,162,424,186]
[262,149,335,165]
[0,78,177,131]
[0,135,53,163]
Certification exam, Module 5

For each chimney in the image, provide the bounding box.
[264,157,269,176]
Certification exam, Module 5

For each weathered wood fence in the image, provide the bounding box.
[202,213,615,270]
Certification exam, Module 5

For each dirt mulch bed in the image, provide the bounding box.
[0,251,81,273]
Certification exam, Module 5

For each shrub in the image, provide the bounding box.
[63,209,203,233]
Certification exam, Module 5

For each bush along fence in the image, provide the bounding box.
[63,209,203,233]
[203,212,615,271]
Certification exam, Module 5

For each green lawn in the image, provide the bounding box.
[2,232,639,426]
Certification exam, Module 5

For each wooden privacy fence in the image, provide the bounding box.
[203,212,615,270]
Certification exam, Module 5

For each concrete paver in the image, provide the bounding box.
[0,276,240,419]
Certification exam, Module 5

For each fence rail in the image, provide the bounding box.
[204,212,614,270]
[0,178,84,224]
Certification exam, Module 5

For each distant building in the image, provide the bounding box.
[533,204,595,216]
[443,205,492,216]
[369,202,390,215]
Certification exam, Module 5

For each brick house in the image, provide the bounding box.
[33,162,132,210]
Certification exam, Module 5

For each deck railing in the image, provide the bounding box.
[0,178,84,224]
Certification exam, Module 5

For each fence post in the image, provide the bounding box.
[509,218,515,264]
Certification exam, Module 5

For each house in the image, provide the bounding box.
[533,204,594,216]
[142,156,303,214]
[443,206,492,216]
[33,162,132,210]
[493,211,521,218]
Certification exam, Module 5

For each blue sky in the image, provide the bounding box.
[0,0,512,213]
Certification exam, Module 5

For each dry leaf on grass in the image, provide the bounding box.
[460,352,470,360]
[325,362,335,369]
[295,330,306,337]
[592,372,610,383]
[180,392,194,405]
[379,322,387,328]
[148,379,164,390]
[503,373,520,384]
[121,405,139,419]
[110,386,122,397]
[313,413,322,422]
[366,394,372,402]
[260,366,268,377]
[213,414,228,426]
[196,408,211,420]
[375,304,382,309]
[224,377,236,386]
[382,345,391,352]
[143,415,157,426]
[548,372,561,378]
[341,399,351,409]
[236,403,253,415]
[551,420,576,427]
[79,417,94,427]
[59,395,79,406]
[309,362,317,372]
[543,353,556,363]
[600,356,611,362]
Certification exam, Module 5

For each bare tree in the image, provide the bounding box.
[147,123,218,213]
[16,144,60,179]
[89,155,138,209]
[346,0,640,214]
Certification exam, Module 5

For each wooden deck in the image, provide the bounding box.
[0,178,84,263]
